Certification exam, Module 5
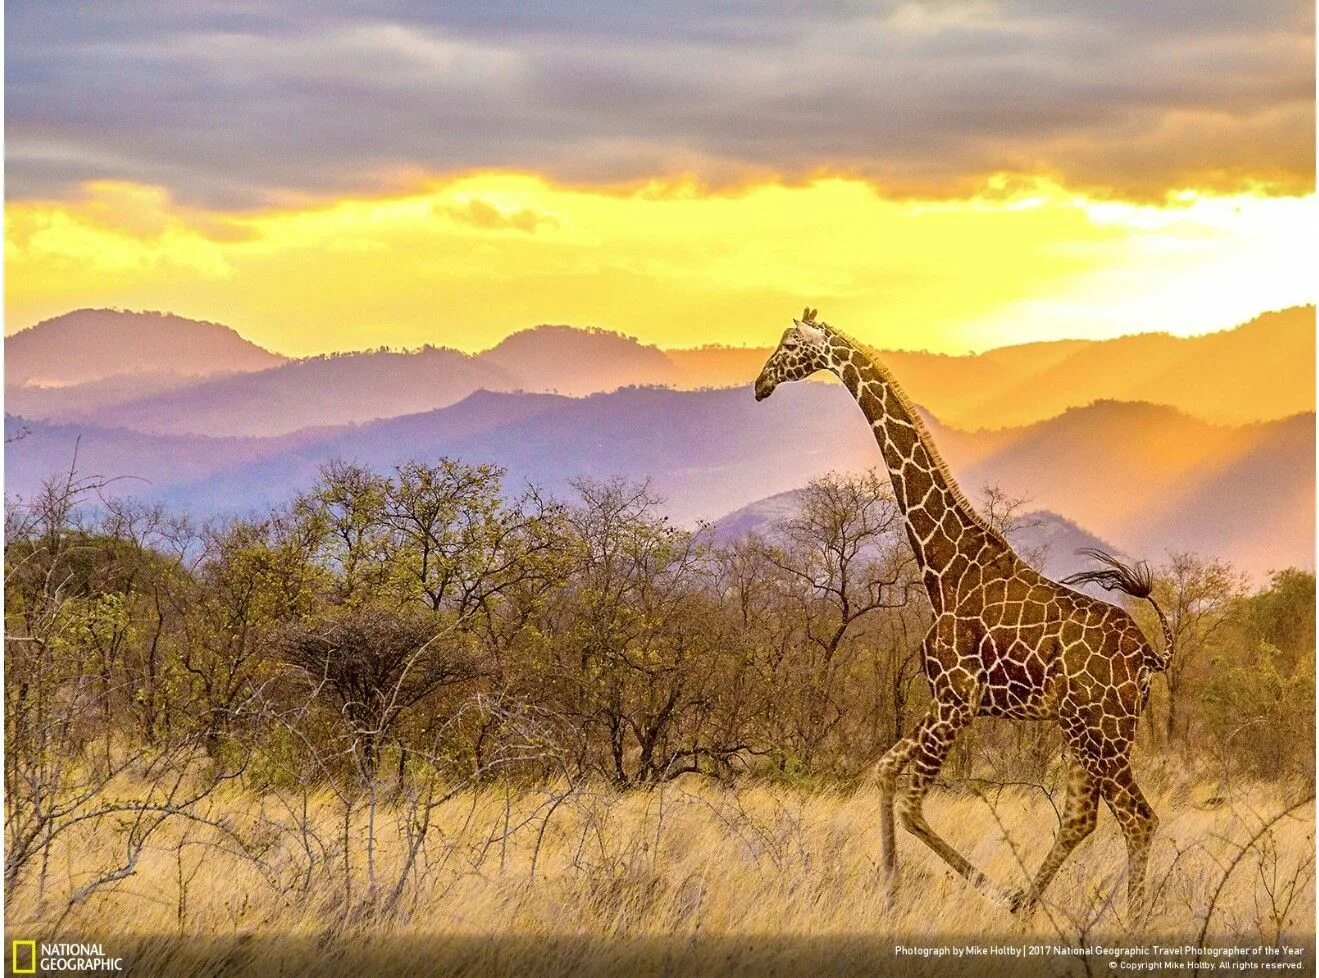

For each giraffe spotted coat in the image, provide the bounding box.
[755,309,1171,917]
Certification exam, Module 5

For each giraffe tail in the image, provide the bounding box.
[1061,548,1175,669]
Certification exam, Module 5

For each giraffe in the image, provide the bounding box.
[754,308,1176,916]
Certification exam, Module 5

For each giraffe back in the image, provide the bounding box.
[927,559,1158,724]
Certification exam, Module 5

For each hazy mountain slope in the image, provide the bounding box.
[153,384,880,521]
[711,490,1122,583]
[5,372,218,419]
[1131,413,1315,577]
[147,391,573,514]
[665,306,1314,429]
[1009,511,1129,582]
[2,414,321,503]
[963,307,1315,429]
[11,323,684,435]
[11,381,1306,580]
[10,307,1311,436]
[5,309,286,387]
[934,403,1314,578]
[695,397,1312,579]
[69,348,518,437]
[666,346,771,389]
[940,401,1237,535]
[707,488,810,543]
[482,325,681,395]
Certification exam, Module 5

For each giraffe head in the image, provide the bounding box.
[754,307,834,401]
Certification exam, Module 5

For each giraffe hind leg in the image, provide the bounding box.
[895,699,1002,901]
[1009,752,1100,915]
[1100,761,1159,920]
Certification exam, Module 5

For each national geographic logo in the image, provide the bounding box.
[9,941,124,974]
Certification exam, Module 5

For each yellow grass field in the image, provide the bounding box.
[6,767,1313,977]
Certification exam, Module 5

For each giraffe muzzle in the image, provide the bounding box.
[754,374,776,401]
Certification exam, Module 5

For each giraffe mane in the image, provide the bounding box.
[819,320,1008,544]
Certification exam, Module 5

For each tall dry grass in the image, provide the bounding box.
[5,770,1313,977]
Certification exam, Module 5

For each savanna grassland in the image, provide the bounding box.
[5,460,1315,976]
[7,774,1315,977]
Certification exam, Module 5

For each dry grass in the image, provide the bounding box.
[6,771,1314,977]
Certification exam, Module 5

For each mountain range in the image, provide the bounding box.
[4,306,1314,582]
[5,306,1313,436]
[6,386,1311,581]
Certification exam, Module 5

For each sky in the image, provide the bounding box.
[4,1,1315,355]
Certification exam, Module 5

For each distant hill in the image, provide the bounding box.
[710,489,1123,583]
[666,346,772,390]
[5,309,286,387]
[5,371,213,419]
[483,325,681,396]
[2,414,322,501]
[933,402,1315,580]
[1010,510,1129,583]
[1126,412,1315,581]
[141,384,873,518]
[952,307,1316,429]
[8,384,1311,580]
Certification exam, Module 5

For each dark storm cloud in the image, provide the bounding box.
[5,1,1313,205]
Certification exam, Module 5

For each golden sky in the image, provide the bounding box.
[4,3,1314,354]
[5,174,1315,355]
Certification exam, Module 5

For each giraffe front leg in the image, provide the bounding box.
[874,719,929,883]
[895,697,1002,902]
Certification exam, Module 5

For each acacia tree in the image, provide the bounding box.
[176,512,326,757]
[383,460,568,623]
[531,479,762,783]
[1151,551,1248,745]
[4,471,244,905]
[296,460,392,606]
[275,459,571,777]
[1200,569,1316,778]
[754,471,921,772]
[275,607,482,777]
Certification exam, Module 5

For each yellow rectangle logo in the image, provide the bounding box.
[11,940,36,974]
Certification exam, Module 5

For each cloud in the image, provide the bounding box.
[436,198,561,233]
[5,1,1314,206]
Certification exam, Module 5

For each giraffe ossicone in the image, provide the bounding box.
[755,307,1175,918]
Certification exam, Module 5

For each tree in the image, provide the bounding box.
[1149,552,1248,745]
[530,479,761,783]
[755,471,921,771]
[1200,569,1315,778]
[4,470,243,904]
[275,606,482,776]
[977,484,1047,568]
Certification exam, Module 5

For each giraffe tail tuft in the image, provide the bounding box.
[1062,548,1175,669]
[1062,547,1153,597]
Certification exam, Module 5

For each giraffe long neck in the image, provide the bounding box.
[826,332,1015,610]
